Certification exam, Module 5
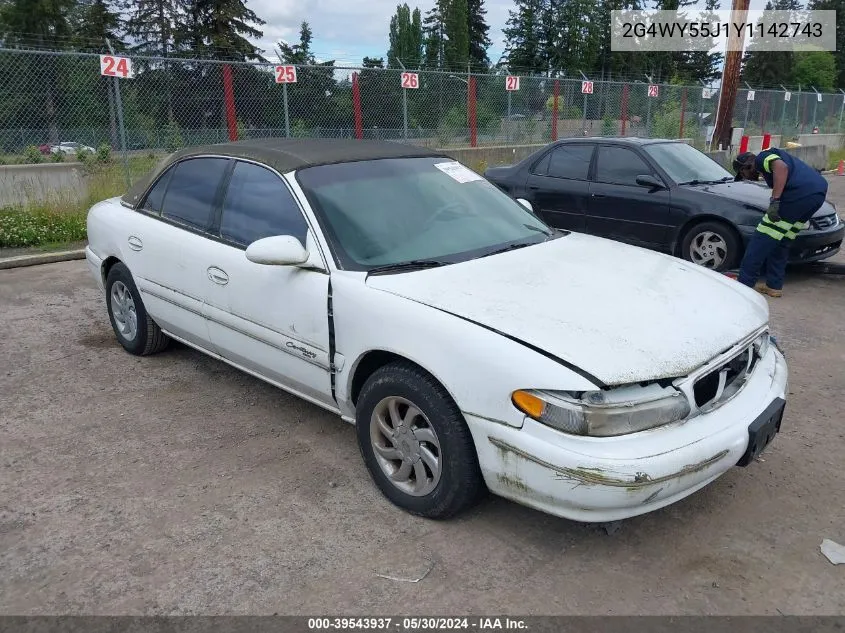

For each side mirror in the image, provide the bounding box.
[636,174,665,190]
[516,198,533,212]
[245,235,309,266]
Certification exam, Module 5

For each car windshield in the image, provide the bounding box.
[644,142,734,185]
[296,156,556,271]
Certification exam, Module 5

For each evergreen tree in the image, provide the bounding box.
[185,0,266,61]
[501,0,546,74]
[124,0,184,56]
[742,0,800,87]
[422,1,446,68]
[444,0,469,71]
[809,0,845,88]
[363,56,385,68]
[387,4,423,68]
[277,21,314,64]
[467,0,491,69]
[0,0,76,142]
[72,0,125,52]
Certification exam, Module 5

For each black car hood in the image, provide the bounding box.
[685,181,836,218]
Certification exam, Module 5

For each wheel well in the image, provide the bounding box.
[101,256,121,284]
[675,216,742,256]
[350,351,449,407]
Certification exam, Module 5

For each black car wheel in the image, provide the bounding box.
[681,222,740,271]
[355,360,485,519]
[105,262,170,356]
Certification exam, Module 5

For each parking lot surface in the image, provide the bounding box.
[2,179,845,615]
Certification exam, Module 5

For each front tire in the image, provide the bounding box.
[680,221,741,271]
[105,262,170,356]
[356,361,484,519]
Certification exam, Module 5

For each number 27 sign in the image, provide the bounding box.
[100,55,133,79]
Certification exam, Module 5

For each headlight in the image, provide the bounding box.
[512,383,691,437]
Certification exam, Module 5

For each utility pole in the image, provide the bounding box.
[713,0,750,151]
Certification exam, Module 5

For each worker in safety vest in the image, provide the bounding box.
[733,148,828,297]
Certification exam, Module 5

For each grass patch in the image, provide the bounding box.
[0,155,162,249]
[0,206,87,248]
[828,147,845,170]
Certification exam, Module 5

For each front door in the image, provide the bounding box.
[201,160,334,408]
[524,144,594,232]
[586,145,674,247]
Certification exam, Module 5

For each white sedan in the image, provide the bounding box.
[85,139,788,522]
[52,141,96,155]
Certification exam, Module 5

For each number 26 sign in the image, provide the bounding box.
[401,72,419,89]
[100,55,133,79]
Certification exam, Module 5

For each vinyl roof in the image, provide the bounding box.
[121,138,450,208]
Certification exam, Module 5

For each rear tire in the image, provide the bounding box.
[680,221,741,271]
[105,262,170,356]
[356,361,484,519]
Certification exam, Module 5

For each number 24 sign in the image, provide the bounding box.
[100,55,133,79]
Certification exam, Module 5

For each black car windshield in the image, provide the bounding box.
[296,156,555,271]
[644,142,734,185]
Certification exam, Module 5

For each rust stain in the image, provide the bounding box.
[488,436,728,490]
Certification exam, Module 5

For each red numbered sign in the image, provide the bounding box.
[401,72,419,89]
[648,84,659,98]
[100,55,133,79]
[581,81,594,94]
[505,75,520,91]
[275,65,297,83]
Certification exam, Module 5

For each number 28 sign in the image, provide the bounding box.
[275,65,297,83]
[401,72,419,89]
[100,55,133,79]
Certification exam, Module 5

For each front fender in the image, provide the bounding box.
[330,273,599,427]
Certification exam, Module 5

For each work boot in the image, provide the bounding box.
[754,282,783,297]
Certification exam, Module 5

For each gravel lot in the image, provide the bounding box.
[2,179,845,615]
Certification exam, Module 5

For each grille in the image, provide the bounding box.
[693,344,758,411]
[811,214,839,230]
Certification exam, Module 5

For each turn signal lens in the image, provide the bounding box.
[511,390,545,419]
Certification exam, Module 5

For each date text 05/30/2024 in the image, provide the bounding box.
[307,618,528,631]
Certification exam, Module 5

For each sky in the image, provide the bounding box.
[248,0,780,67]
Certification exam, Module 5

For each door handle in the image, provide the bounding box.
[591,193,607,198]
[207,267,229,285]
[127,236,143,251]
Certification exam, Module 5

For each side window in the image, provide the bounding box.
[219,162,309,247]
[531,152,551,176]
[161,158,230,230]
[141,169,173,215]
[547,145,594,180]
[595,146,653,186]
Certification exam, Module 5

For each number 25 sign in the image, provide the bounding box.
[100,55,133,79]
[401,72,419,89]
[275,65,297,83]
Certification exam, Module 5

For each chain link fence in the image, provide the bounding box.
[3,47,845,184]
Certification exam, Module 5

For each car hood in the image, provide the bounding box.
[687,181,836,218]
[366,233,768,387]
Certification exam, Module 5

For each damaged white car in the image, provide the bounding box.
[85,139,788,522]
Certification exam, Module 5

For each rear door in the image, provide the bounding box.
[524,144,594,232]
[586,145,674,247]
[122,156,231,349]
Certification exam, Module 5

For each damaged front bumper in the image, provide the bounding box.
[465,346,788,523]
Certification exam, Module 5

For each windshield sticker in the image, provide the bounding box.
[434,161,484,183]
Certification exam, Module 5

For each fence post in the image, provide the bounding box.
[679,88,687,139]
[352,72,363,140]
[222,64,238,141]
[839,89,845,133]
[468,76,477,148]
[283,82,290,138]
[105,39,130,188]
[743,84,751,131]
[811,87,820,131]
[620,84,629,136]
[552,79,560,141]
[760,94,767,133]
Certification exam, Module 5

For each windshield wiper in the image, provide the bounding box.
[679,176,734,186]
[482,241,536,258]
[366,259,451,277]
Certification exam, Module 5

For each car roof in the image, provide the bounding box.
[554,137,680,146]
[121,139,451,208]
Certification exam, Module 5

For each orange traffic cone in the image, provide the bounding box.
[838,160,844,176]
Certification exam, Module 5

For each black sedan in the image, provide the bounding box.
[484,138,844,271]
